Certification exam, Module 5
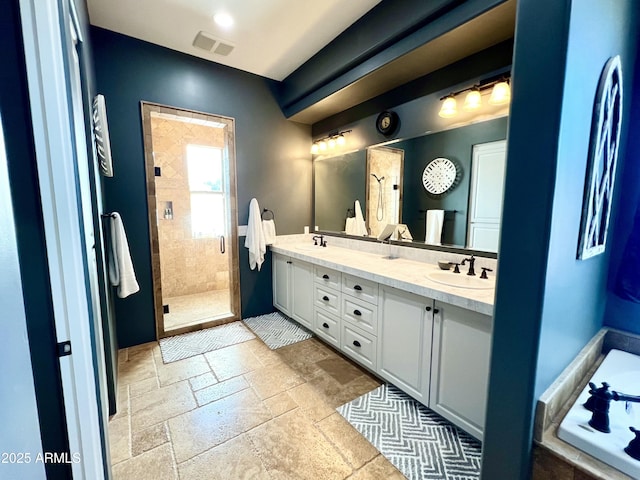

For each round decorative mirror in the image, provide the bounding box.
[422,157,457,195]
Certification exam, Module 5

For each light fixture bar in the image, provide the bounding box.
[438,72,511,101]
[311,129,353,154]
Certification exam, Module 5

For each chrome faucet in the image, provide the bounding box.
[461,255,476,276]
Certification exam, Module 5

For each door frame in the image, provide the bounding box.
[140,102,241,338]
[19,0,106,477]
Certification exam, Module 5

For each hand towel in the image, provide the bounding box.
[245,198,266,270]
[262,219,276,246]
[425,209,444,245]
[345,217,356,234]
[108,212,140,298]
[353,200,368,236]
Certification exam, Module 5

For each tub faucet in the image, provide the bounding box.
[584,382,640,433]
[461,255,476,276]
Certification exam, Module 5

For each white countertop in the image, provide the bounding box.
[270,241,495,316]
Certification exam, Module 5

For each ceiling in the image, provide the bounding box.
[86,0,382,81]
[290,0,516,124]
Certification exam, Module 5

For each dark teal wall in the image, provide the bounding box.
[605,44,640,334]
[482,1,638,479]
[91,28,312,347]
[1,1,72,478]
[399,117,508,245]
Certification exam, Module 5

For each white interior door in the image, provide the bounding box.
[19,0,106,478]
[467,140,507,252]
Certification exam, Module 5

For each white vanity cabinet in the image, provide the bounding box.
[429,301,492,440]
[272,253,314,329]
[313,266,342,348]
[378,285,433,404]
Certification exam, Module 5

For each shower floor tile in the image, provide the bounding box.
[164,290,231,331]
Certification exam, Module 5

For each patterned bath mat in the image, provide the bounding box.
[338,384,482,480]
[159,321,255,363]
[242,311,313,350]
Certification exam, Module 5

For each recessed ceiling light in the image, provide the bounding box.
[214,12,234,28]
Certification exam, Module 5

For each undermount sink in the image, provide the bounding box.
[294,245,326,253]
[426,270,495,290]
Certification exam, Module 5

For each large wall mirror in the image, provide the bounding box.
[313,116,508,253]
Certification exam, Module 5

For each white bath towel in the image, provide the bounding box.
[345,217,356,234]
[353,200,368,236]
[108,212,140,298]
[245,198,266,270]
[425,209,444,245]
[262,219,276,246]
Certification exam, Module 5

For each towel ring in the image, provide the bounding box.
[261,208,275,220]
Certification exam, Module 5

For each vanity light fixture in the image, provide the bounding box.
[311,129,352,154]
[438,95,458,118]
[489,80,511,105]
[463,88,482,111]
[438,73,511,118]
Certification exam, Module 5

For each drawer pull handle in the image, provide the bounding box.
[322,296,329,301]
[353,285,362,291]
[425,306,432,312]
[353,309,362,316]
[322,274,329,280]
[322,322,329,329]
[353,340,361,348]
[287,261,292,264]
[433,308,440,314]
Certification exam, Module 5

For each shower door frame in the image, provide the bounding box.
[141,102,241,339]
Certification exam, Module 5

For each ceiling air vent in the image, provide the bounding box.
[192,31,235,56]
[192,31,216,51]
[213,42,234,56]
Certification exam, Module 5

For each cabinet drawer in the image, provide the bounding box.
[314,285,341,316]
[342,295,378,336]
[342,274,378,305]
[342,324,377,371]
[314,310,340,349]
[314,266,341,290]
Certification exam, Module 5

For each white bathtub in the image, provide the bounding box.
[558,349,640,478]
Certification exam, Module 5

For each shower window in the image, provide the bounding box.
[187,144,224,238]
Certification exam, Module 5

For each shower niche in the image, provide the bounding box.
[365,146,404,238]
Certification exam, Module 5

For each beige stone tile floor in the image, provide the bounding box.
[110,326,405,479]
[164,290,231,331]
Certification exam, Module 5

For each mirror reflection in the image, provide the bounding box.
[313,116,508,252]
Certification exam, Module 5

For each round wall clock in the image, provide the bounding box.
[422,158,457,195]
[376,111,399,136]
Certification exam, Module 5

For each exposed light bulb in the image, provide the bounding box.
[336,134,346,146]
[319,140,327,151]
[214,13,234,28]
[489,81,511,105]
[311,143,319,154]
[438,96,457,118]
[463,89,482,111]
[328,137,336,149]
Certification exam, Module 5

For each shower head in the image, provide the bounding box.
[371,174,385,182]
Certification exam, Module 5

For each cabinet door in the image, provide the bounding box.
[291,260,314,329]
[272,253,291,315]
[430,302,492,441]
[378,286,433,403]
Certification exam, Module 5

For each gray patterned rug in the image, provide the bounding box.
[338,384,482,480]
[242,311,313,350]
[159,322,255,363]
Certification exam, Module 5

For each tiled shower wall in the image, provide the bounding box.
[367,146,404,238]
[151,116,229,297]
